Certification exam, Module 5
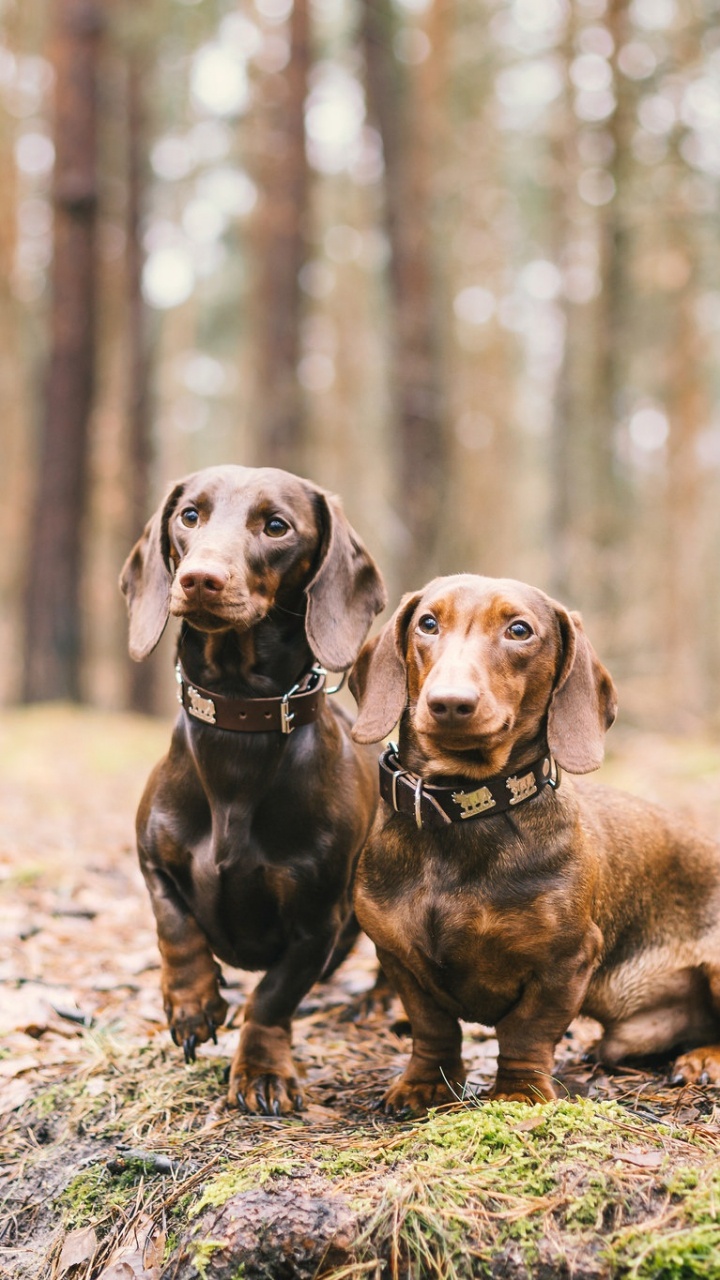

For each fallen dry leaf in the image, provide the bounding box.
[514,1115,546,1132]
[614,1148,664,1170]
[93,1214,164,1280]
[57,1225,98,1274]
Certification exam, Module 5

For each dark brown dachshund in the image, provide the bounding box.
[349,573,720,1112]
[120,465,386,1114]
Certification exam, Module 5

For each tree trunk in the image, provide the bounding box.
[662,276,706,728]
[251,0,310,472]
[22,0,103,702]
[361,0,447,592]
[0,17,28,703]
[125,48,157,713]
[585,0,632,627]
[550,0,632,645]
[546,10,580,606]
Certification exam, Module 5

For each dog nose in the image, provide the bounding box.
[179,567,228,597]
[426,686,479,725]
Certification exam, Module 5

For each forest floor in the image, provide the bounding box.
[2,706,720,1280]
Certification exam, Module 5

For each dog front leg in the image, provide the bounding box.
[493,938,600,1103]
[374,948,465,1116]
[142,864,228,1062]
[228,927,335,1116]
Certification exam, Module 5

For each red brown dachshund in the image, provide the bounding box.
[350,573,720,1112]
[120,465,386,1114]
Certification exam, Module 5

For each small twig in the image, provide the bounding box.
[50,1004,95,1028]
[108,1149,178,1176]
[52,907,97,920]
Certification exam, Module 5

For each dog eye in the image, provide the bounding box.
[180,507,199,528]
[506,620,533,641]
[264,516,290,538]
[417,614,439,635]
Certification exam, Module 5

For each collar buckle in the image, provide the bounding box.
[280,677,301,734]
[280,696,295,734]
[414,777,424,830]
[386,745,406,814]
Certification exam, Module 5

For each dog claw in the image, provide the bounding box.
[207,1020,218,1045]
[183,1034,197,1063]
[255,1089,270,1115]
[272,1098,281,1117]
[235,1090,248,1113]
[294,1094,304,1112]
[670,1073,686,1087]
[170,1027,179,1046]
[699,1070,710,1086]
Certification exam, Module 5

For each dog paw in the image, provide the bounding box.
[491,1074,557,1104]
[164,988,229,1063]
[228,1021,302,1115]
[380,1074,462,1118]
[227,1066,303,1116]
[671,1046,720,1087]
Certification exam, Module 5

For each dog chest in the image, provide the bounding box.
[181,853,289,970]
[357,866,569,1026]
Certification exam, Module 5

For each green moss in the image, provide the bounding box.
[330,1098,628,1191]
[59,1166,137,1231]
[605,1162,720,1279]
[59,1152,176,1234]
[189,1156,300,1218]
[565,1172,613,1228]
[669,1164,720,1222]
[0,865,45,888]
[34,1081,84,1119]
[320,1146,379,1177]
[312,1100,718,1280]
[609,1222,720,1280]
[163,1229,180,1261]
[190,1237,227,1279]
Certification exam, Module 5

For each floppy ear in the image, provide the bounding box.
[119,481,185,662]
[305,492,387,671]
[350,592,422,744]
[547,608,618,774]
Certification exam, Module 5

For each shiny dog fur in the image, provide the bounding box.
[350,574,720,1112]
[121,465,386,1113]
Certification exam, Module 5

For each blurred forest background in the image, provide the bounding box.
[2,0,720,729]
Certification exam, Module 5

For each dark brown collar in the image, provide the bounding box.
[176,662,326,734]
[379,745,560,830]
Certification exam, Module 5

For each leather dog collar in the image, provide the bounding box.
[176,662,326,734]
[379,745,560,830]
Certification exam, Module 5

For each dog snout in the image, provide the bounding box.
[425,685,480,726]
[179,564,229,600]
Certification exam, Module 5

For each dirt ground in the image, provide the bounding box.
[1,706,720,1280]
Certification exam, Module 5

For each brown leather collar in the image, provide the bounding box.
[379,745,560,830]
[176,662,326,734]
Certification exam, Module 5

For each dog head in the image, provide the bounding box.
[120,465,386,670]
[350,574,617,776]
